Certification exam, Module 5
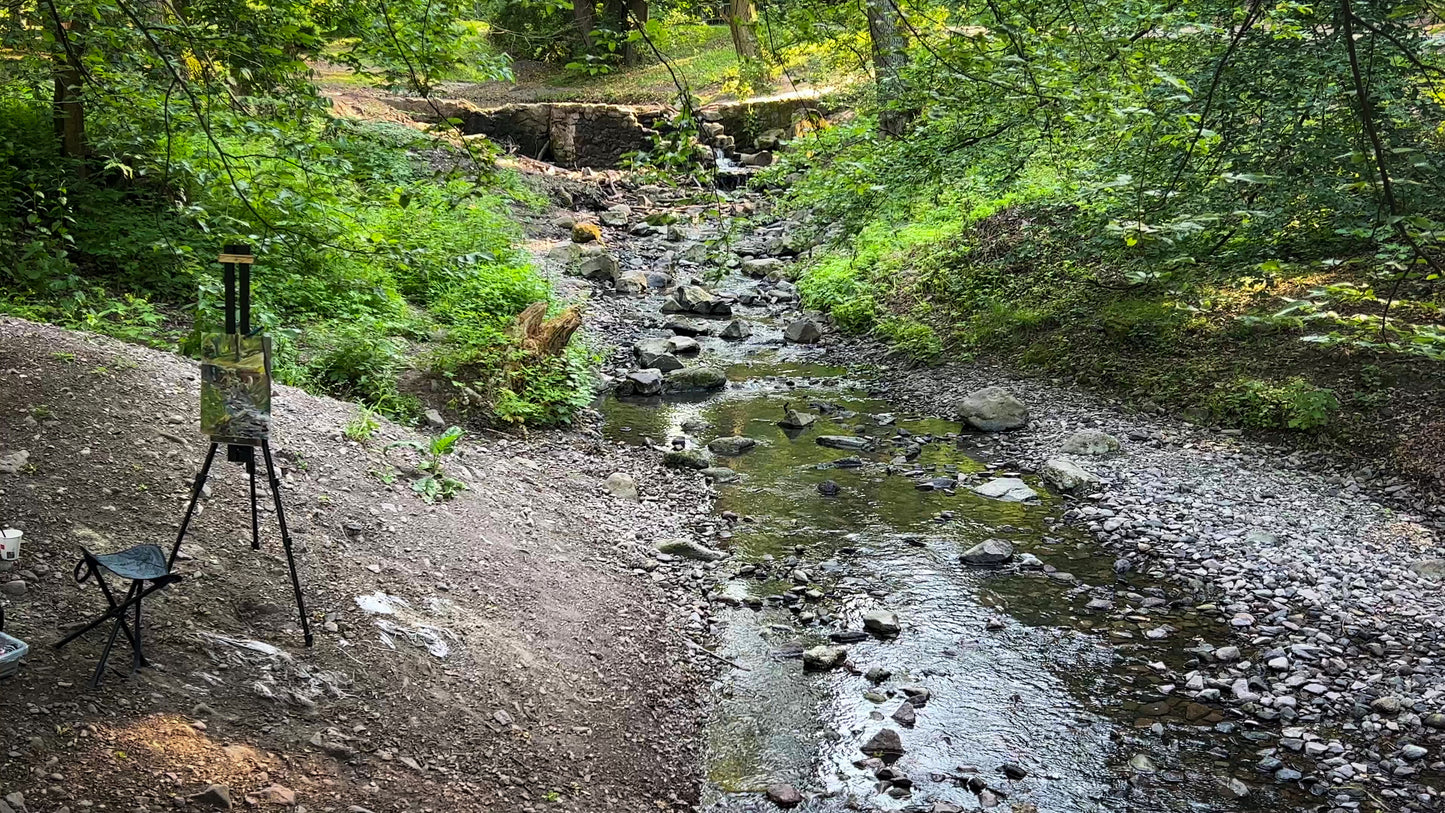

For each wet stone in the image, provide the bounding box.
[803,645,846,671]
[764,784,802,809]
[961,539,1014,566]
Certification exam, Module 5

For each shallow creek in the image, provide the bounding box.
[597,342,1329,812]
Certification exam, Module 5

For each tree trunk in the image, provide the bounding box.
[51,21,87,165]
[623,0,647,66]
[573,0,595,44]
[728,0,761,61]
[864,0,912,137]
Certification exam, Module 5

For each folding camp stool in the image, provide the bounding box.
[56,544,181,688]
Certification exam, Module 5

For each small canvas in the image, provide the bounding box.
[200,333,271,443]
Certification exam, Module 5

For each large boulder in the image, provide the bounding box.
[784,319,823,344]
[961,538,1014,565]
[665,367,728,392]
[971,477,1038,502]
[1041,458,1101,493]
[599,204,631,227]
[635,339,685,372]
[958,386,1029,432]
[615,369,664,397]
[1060,428,1121,457]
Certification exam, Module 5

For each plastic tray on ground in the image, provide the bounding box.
[0,607,27,679]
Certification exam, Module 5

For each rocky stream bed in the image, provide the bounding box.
[536,170,1445,813]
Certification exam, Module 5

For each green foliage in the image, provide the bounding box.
[385,425,468,503]
[344,406,382,443]
[875,316,942,363]
[1206,378,1340,431]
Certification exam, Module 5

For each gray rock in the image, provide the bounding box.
[635,339,685,372]
[701,467,741,483]
[1216,777,1249,799]
[1128,754,1157,774]
[860,728,905,759]
[424,409,445,429]
[674,285,733,316]
[891,702,917,727]
[720,319,753,340]
[0,451,29,475]
[655,538,727,561]
[604,472,637,501]
[958,386,1029,432]
[599,204,630,227]
[1059,428,1121,456]
[665,367,728,392]
[816,435,871,451]
[1372,695,1402,715]
[663,449,714,470]
[666,336,701,355]
[1402,744,1428,761]
[778,409,816,430]
[613,271,649,295]
[961,538,1014,566]
[741,257,786,278]
[803,645,846,671]
[578,251,619,280]
[666,319,713,337]
[1,580,26,597]
[971,477,1038,502]
[740,151,775,167]
[708,436,758,456]
[616,369,664,397]
[863,609,901,636]
[190,785,232,810]
[1041,458,1101,493]
[764,784,802,808]
[1214,645,1242,662]
[1410,559,1445,580]
[784,319,823,344]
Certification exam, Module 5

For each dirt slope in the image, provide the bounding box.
[0,317,706,812]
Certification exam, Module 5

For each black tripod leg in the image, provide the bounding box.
[169,443,219,570]
[261,441,313,647]
[248,451,261,550]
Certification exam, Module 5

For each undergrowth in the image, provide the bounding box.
[0,84,588,428]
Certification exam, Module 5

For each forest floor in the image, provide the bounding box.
[0,317,721,813]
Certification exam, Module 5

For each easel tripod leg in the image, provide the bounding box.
[261,442,313,647]
[170,443,219,570]
[247,450,261,550]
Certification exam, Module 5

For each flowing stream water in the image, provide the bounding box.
[585,227,1325,812]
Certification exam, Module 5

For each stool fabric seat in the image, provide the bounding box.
[89,544,170,581]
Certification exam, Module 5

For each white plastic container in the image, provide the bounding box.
[0,528,19,561]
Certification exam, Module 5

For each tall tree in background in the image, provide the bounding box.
[864,0,911,136]
[728,0,761,62]
[574,0,596,41]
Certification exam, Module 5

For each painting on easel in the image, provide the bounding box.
[199,333,272,444]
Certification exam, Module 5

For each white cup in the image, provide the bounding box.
[0,529,20,561]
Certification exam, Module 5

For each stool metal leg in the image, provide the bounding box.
[262,441,313,647]
[90,581,136,689]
